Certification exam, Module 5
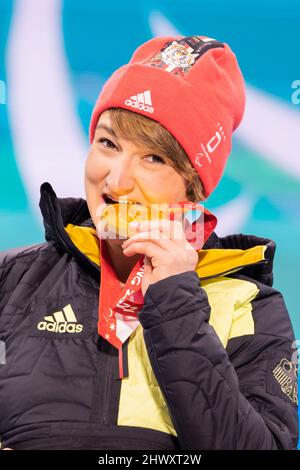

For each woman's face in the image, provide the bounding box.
[84,110,188,237]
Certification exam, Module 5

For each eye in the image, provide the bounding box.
[97,137,117,149]
[144,155,165,165]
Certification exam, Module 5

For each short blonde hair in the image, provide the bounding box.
[106,108,205,202]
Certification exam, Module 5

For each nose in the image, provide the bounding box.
[105,154,135,196]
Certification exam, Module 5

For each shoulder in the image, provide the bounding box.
[0,241,59,286]
[0,241,46,264]
[221,272,297,409]
[226,272,295,342]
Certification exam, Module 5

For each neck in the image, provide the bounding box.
[104,240,141,284]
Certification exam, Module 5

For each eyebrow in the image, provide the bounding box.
[96,124,118,138]
[95,123,169,162]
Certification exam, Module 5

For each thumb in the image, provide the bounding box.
[143,256,152,274]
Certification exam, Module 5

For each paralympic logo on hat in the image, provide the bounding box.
[195,122,226,167]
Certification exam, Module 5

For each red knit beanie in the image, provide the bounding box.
[89,35,246,199]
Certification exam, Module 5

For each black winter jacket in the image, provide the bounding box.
[0,182,298,450]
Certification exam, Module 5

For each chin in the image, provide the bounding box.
[108,236,127,244]
[101,234,127,245]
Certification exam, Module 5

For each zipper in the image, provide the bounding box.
[90,340,114,424]
[101,354,114,425]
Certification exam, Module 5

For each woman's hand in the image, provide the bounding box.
[122,219,198,296]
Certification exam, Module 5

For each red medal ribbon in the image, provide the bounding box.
[97,201,217,379]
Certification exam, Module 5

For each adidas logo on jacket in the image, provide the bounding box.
[37,304,83,334]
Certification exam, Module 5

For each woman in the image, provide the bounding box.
[0,35,298,450]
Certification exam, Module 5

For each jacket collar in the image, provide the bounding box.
[39,182,100,282]
[39,181,275,286]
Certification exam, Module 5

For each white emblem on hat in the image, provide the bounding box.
[195,122,226,167]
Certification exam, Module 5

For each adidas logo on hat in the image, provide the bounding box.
[125,89,154,113]
[37,304,83,334]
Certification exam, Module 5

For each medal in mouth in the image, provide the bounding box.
[99,197,148,239]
